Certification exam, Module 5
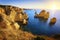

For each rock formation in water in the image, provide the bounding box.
[49,17,56,25]
[44,12,49,20]
[34,10,57,25]
[34,10,49,20]
[39,10,46,18]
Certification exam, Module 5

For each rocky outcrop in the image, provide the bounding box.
[49,17,56,25]
[34,10,57,25]
[34,10,49,20]
[44,12,49,20]
[0,5,35,40]
[23,12,28,20]
[23,19,28,25]
[39,10,46,18]
[15,13,23,22]
[14,8,28,25]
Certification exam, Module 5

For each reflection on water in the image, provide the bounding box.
[22,9,60,36]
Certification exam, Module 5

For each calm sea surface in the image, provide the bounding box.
[23,9,60,36]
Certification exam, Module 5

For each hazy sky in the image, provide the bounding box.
[0,0,60,9]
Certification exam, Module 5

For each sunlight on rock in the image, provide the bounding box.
[49,17,56,25]
[0,5,36,40]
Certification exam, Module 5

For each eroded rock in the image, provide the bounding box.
[44,12,49,20]
[34,10,49,20]
[49,17,56,25]
[23,19,28,25]
[39,10,46,18]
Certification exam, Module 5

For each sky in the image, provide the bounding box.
[0,0,60,10]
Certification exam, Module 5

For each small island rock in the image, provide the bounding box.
[49,17,56,24]
[34,10,49,20]
[44,12,49,20]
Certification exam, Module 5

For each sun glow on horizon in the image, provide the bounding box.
[50,3,57,15]
[50,3,57,10]
[13,1,60,10]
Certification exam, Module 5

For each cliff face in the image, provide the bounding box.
[0,5,35,40]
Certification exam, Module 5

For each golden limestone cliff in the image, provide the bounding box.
[0,5,35,40]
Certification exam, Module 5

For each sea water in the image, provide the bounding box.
[23,9,60,36]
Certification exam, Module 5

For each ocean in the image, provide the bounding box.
[23,9,60,36]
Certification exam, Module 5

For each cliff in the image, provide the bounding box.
[0,5,35,40]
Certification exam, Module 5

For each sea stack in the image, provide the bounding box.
[34,10,49,20]
[39,10,46,18]
[49,17,56,25]
[34,10,46,18]
[44,12,49,20]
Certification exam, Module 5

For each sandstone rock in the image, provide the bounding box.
[49,17,56,24]
[15,13,23,22]
[39,10,46,18]
[10,22,20,30]
[34,10,49,20]
[23,19,27,25]
[23,12,28,20]
[44,12,49,20]
[17,8,24,14]
[10,9,16,22]
[0,14,8,29]
[14,9,28,25]
[0,31,7,40]
[5,6,11,15]
[34,10,46,18]
[0,7,5,14]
